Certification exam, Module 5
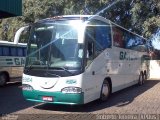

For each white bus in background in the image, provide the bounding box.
[16,15,149,105]
[0,41,26,86]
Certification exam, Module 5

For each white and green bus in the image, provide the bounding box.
[0,41,26,86]
[20,15,149,105]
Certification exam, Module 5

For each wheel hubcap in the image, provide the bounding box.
[102,84,109,96]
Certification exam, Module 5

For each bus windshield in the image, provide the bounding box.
[25,20,84,72]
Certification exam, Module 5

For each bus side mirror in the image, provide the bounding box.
[14,26,29,44]
[86,50,89,59]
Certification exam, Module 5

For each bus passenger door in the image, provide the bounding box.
[82,40,100,103]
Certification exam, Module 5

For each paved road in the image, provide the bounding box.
[0,82,36,115]
[0,80,160,120]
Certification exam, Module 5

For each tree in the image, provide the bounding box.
[0,0,159,42]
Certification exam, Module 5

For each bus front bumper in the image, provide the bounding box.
[23,90,84,105]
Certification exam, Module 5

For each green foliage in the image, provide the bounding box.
[130,0,160,37]
[0,0,159,42]
[143,16,160,38]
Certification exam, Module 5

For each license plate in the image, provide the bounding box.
[42,96,53,102]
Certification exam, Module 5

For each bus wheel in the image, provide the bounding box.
[138,72,144,86]
[0,73,7,86]
[100,80,110,101]
[144,71,147,80]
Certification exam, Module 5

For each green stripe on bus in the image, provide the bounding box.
[23,90,84,105]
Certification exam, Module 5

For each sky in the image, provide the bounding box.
[150,29,160,50]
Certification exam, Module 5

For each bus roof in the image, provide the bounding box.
[37,15,101,23]
[36,15,146,40]
[0,40,27,47]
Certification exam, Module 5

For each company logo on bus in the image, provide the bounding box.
[120,51,138,61]
[22,77,32,83]
[66,80,77,84]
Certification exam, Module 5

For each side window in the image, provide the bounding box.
[125,33,136,49]
[3,46,10,56]
[86,41,94,67]
[95,21,111,51]
[125,33,146,52]
[87,42,94,59]
[0,46,2,56]
[113,27,124,48]
[17,47,23,56]
[124,32,131,48]
[88,20,111,57]
[10,47,17,56]
[85,26,95,67]
[23,48,27,56]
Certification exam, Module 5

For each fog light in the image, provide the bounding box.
[22,84,34,91]
[61,87,82,94]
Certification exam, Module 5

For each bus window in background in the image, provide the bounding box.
[0,41,26,86]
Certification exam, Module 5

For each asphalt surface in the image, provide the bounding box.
[0,79,160,120]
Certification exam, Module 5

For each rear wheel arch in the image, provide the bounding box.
[104,77,112,93]
[0,71,10,82]
[140,71,144,75]
[0,71,10,86]
[139,71,144,85]
[99,77,112,101]
[143,70,148,80]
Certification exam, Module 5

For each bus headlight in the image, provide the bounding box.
[61,87,82,94]
[22,84,34,91]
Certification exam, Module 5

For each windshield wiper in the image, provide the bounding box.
[52,67,73,75]
[25,60,46,73]
[44,72,61,77]
[25,64,34,73]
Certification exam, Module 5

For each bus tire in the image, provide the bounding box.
[138,72,144,86]
[0,73,8,86]
[144,71,147,80]
[100,80,111,101]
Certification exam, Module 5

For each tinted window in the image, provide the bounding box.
[17,47,23,56]
[0,46,2,56]
[95,21,111,50]
[125,33,146,52]
[10,47,17,56]
[125,34,136,48]
[3,47,10,56]
[23,48,27,56]
[113,27,124,48]
[86,20,111,58]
